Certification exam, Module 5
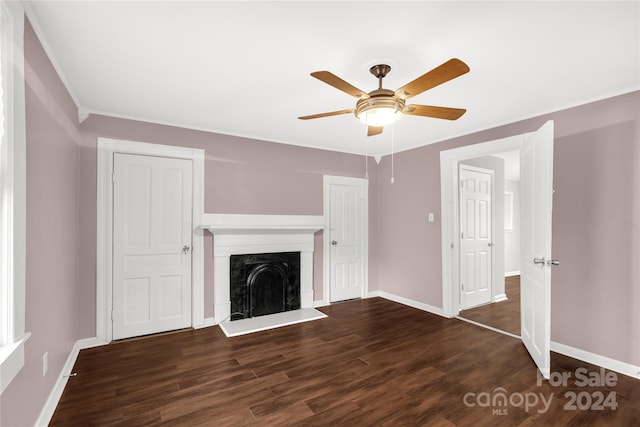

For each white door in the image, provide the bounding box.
[326,177,366,302]
[112,153,193,340]
[459,166,493,309]
[520,120,554,379]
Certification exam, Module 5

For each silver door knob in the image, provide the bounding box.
[533,257,545,265]
[331,240,338,246]
[182,245,191,254]
[547,259,560,266]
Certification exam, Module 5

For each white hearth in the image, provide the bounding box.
[201,214,324,325]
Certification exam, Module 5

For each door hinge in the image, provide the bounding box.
[461,283,464,290]
[112,173,116,183]
[461,232,464,239]
[111,310,114,321]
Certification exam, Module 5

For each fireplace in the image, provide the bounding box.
[230,252,300,320]
[201,214,324,325]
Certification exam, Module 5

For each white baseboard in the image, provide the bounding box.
[35,337,105,426]
[77,337,106,350]
[551,341,640,380]
[313,299,329,308]
[493,293,508,303]
[369,290,447,318]
[198,317,215,328]
[505,271,520,277]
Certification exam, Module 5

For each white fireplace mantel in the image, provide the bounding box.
[199,214,324,324]
[201,213,324,235]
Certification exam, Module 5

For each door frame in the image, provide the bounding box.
[322,175,368,305]
[458,164,495,310]
[97,138,205,343]
[440,132,528,317]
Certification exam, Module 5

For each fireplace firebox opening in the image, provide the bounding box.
[230,252,301,321]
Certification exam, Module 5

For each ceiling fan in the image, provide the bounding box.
[299,58,470,137]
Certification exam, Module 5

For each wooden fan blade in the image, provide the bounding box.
[298,109,354,120]
[367,126,383,137]
[395,58,470,100]
[404,105,467,120]
[311,71,369,98]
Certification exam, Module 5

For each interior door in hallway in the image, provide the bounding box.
[326,176,366,303]
[459,165,493,310]
[112,153,193,340]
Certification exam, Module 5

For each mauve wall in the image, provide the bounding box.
[1,20,83,427]
[376,91,640,366]
[79,116,378,315]
[553,119,639,363]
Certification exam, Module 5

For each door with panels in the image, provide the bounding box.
[112,153,193,340]
[520,120,555,379]
[326,176,366,303]
[459,165,493,310]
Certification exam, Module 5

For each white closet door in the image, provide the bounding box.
[112,153,193,340]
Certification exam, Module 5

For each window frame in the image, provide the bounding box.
[0,0,28,395]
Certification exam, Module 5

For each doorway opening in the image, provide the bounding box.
[96,138,206,343]
[457,151,521,337]
[439,133,528,325]
[440,121,555,378]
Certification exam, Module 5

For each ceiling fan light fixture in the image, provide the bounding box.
[300,58,469,136]
[355,96,405,127]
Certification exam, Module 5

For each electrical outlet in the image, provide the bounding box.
[428,213,434,223]
[43,352,48,376]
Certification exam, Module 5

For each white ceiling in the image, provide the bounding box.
[25,1,639,156]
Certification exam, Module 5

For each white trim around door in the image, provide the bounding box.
[322,175,368,306]
[96,138,205,344]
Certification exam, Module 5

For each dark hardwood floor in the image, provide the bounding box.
[50,297,639,426]
[459,276,521,336]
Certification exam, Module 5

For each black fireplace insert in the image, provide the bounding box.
[229,252,300,321]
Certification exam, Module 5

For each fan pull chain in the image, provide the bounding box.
[364,109,370,180]
[391,124,395,184]
[365,133,369,180]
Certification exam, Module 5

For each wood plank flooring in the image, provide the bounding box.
[459,276,521,336]
[50,297,639,426]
